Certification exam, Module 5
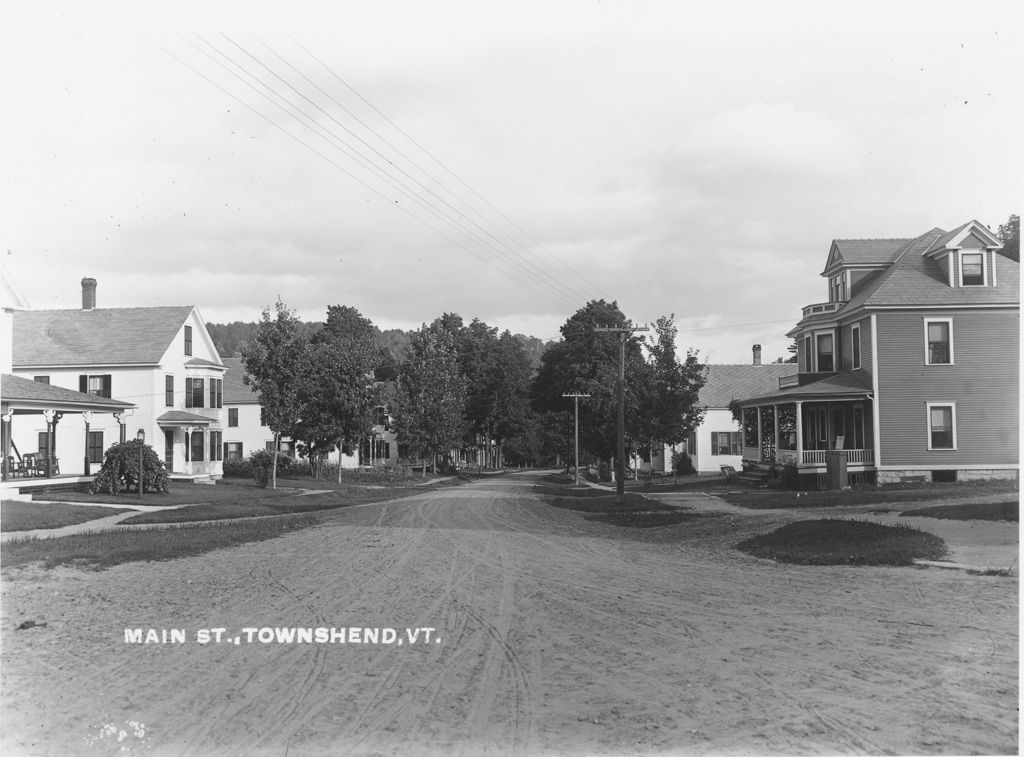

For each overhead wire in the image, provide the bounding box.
[159,35,594,312]
[288,36,612,302]
[183,34,579,311]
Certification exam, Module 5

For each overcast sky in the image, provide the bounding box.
[2,2,1020,364]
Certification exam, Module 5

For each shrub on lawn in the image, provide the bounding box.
[91,440,170,495]
[736,518,948,566]
[672,451,696,476]
[248,450,296,487]
[222,457,252,478]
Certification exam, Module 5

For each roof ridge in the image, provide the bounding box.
[833,237,913,242]
[22,305,195,313]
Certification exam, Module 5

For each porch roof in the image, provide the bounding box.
[1,374,135,414]
[740,371,872,406]
[156,410,214,426]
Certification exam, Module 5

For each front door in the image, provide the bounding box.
[164,429,174,472]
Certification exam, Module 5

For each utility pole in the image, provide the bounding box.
[595,322,649,501]
[562,392,591,487]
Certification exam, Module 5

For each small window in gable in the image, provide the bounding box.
[185,325,193,356]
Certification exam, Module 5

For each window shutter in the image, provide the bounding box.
[79,375,87,393]
[102,375,112,398]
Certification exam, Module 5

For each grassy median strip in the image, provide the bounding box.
[1,514,318,570]
[736,518,949,566]
[1,502,127,532]
[537,485,720,528]
[899,501,1018,522]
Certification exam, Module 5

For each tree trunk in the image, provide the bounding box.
[271,432,279,490]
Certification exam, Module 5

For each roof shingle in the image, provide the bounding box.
[13,307,196,367]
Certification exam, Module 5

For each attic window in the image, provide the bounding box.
[830,271,848,302]
[960,252,984,286]
[185,325,193,356]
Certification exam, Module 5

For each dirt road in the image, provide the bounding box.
[1,472,1017,755]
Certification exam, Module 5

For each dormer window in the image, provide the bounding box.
[830,271,848,302]
[960,252,985,286]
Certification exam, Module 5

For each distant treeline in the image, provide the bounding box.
[207,320,550,370]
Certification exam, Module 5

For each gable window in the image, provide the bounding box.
[830,271,848,303]
[87,431,105,464]
[185,378,204,408]
[185,325,193,356]
[816,333,834,372]
[79,374,112,398]
[165,375,174,407]
[925,319,953,365]
[228,408,238,427]
[927,403,956,450]
[960,252,984,286]
[851,324,861,370]
[711,432,742,456]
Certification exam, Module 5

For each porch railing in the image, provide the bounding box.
[801,449,874,465]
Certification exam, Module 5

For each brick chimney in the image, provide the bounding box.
[752,344,762,366]
[82,277,97,310]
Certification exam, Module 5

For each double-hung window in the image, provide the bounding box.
[228,408,238,427]
[925,319,953,365]
[184,325,193,356]
[851,324,861,370]
[79,374,112,398]
[816,333,834,372]
[165,375,174,407]
[960,252,984,286]
[711,431,742,456]
[185,378,204,408]
[927,403,956,450]
[87,431,105,464]
[209,378,223,409]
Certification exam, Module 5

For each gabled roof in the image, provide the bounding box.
[925,219,1002,255]
[13,306,196,367]
[823,239,908,274]
[699,364,796,408]
[1,374,135,412]
[222,357,259,404]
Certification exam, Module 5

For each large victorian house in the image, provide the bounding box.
[737,220,1018,487]
[9,278,227,481]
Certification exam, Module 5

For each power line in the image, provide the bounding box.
[154,36,583,312]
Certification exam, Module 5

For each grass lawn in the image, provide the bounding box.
[718,478,1018,509]
[119,485,425,524]
[900,501,1019,522]
[1,502,127,532]
[736,518,949,566]
[34,479,298,507]
[1,514,318,570]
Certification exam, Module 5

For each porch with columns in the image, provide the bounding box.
[740,390,876,487]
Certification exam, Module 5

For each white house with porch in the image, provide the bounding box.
[9,277,227,482]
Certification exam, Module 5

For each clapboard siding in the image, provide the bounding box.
[876,309,1019,466]
[840,315,873,378]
